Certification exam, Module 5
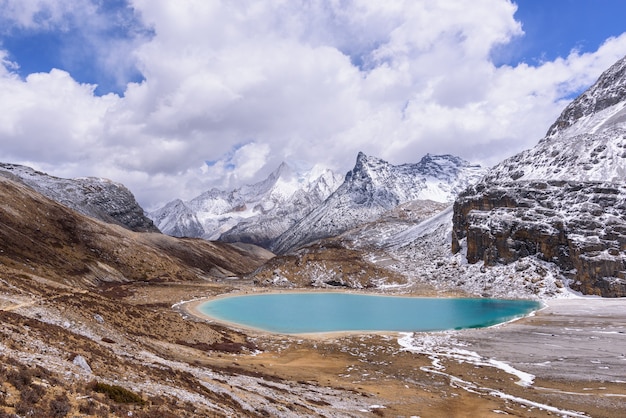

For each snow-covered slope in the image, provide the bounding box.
[149,199,204,238]
[546,55,626,139]
[149,163,344,247]
[0,163,158,232]
[485,55,626,184]
[271,152,485,254]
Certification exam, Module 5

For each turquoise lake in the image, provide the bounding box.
[197,293,541,334]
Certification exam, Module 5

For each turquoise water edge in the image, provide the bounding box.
[198,293,541,334]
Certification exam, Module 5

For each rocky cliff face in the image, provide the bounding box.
[452,181,626,297]
[0,163,159,232]
[452,55,626,297]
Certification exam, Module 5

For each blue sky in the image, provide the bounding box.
[494,0,626,66]
[0,0,625,209]
[0,0,150,95]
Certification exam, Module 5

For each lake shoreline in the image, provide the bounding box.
[183,290,541,337]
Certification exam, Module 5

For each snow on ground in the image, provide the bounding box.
[397,332,590,417]
[353,205,570,300]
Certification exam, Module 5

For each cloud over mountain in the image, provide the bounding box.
[1,1,626,210]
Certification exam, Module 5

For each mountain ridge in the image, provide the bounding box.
[270,152,486,254]
[0,163,159,233]
[149,162,344,247]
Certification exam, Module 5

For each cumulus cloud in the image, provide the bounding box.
[0,0,626,209]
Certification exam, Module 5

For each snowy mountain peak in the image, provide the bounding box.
[547,54,626,139]
[485,54,626,184]
[149,162,344,244]
[347,152,390,183]
[270,153,485,253]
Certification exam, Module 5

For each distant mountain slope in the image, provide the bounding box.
[149,162,344,247]
[0,163,159,232]
[271,152,485,254]
[453,54,626,297]
[0,173,272,286]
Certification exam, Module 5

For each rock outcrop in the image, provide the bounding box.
[452,181,626,297]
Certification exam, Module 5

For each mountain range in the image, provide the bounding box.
[149,163,344,248]
[150,152,486,254]
[270,152,485,254]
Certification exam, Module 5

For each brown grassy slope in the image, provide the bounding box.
[0,175,273,287]
[0,174,277,417]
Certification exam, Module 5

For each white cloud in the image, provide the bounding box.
[0,0,626,210]
[0,0,87,30]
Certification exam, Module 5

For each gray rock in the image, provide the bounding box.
[72,355,92,374]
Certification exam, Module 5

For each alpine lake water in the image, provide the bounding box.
[198,293,541,335]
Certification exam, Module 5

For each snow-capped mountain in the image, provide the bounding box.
[484,55,626,184]
[271,152,485,254]
[453,54,626,297]
[0,163,158,232]
[149,163,344,247]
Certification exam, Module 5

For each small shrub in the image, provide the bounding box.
[15,400,46,416]
[7,368,33,390]
[49,393,71,417]
[92,382,145,405]
[79,400,97,414]
[20,386,45,405]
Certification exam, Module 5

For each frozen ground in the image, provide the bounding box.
[395,296,626,417]
[456,297,626,383]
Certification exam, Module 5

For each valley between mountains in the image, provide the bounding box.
[1,58,626,417]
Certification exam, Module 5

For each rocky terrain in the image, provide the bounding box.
[452,55,626,297]
[5,167,624,418]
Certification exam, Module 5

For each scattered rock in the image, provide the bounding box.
[72,355,92,374]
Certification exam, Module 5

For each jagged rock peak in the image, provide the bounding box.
[546,54,626,138]
[348,152,478,182]
[346,152,388,182]
[270,152,486,254]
